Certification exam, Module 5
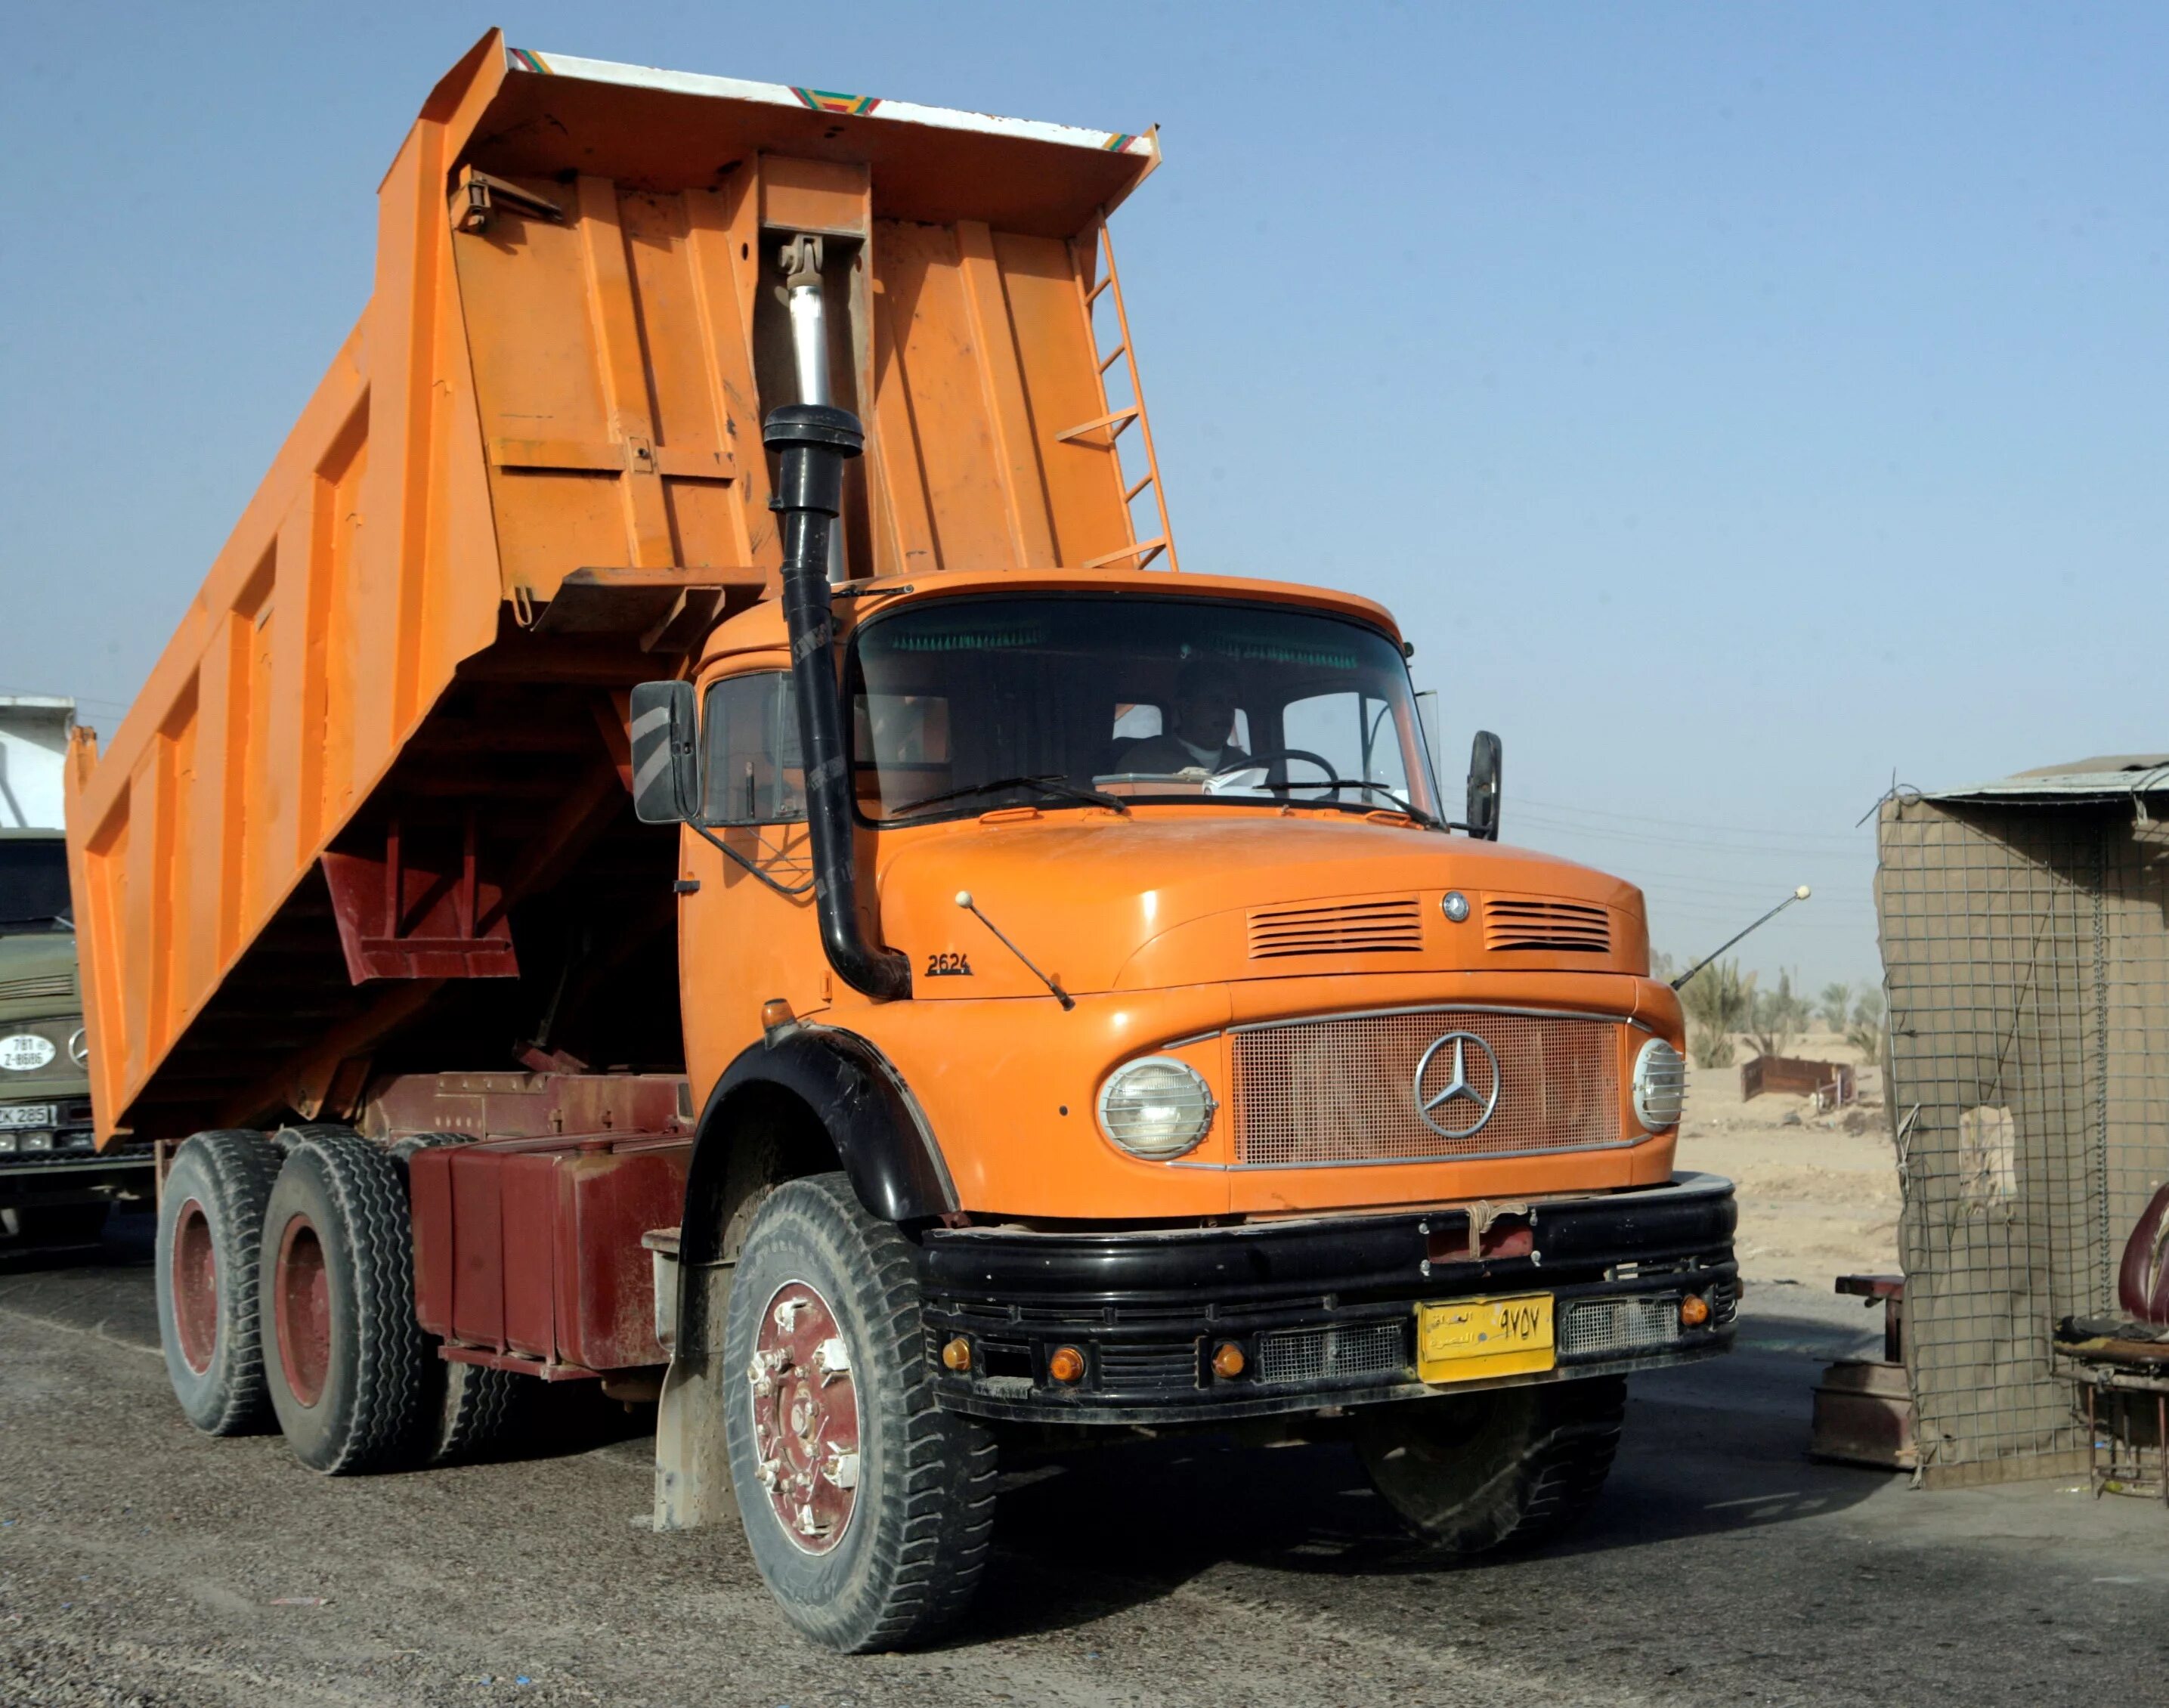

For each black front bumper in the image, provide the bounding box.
[916,1171,1737,1424]
[0,1102,149,1204]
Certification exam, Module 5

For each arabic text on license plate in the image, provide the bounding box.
[1416,1293,1556,1385]
[0,1103,56,1130]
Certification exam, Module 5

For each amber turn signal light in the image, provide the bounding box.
[1212,1341,1246,1379]
[941,1337,973,1372]
[1048,1345,1086,1385]
[1679,1293,1711,1329]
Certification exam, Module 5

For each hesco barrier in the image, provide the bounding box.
[1877,765,2169,1486]
[64,30,1164,1146]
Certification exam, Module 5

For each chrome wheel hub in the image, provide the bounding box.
[747,1280,862,1554]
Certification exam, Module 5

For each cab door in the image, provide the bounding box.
[678,666,827,1101]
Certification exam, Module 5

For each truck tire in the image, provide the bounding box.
[381,1131,521,1464]
[722,1173,997,1652]
[156,1130,280,1434]
[1354,1375,1628,1554]
[259,1127,434,1474]
[434,1361,524,1464]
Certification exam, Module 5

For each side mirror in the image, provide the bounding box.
[629,681,699,825]
[1465,729,1502,841]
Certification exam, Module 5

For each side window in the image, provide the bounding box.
[703,673,804,825]
[1280,691,1412,795]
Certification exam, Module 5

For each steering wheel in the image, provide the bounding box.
[1209,748,1335,789]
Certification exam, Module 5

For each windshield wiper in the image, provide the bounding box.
[889,774,1128,818]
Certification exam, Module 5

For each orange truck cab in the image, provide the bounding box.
[67,34,1733,1652]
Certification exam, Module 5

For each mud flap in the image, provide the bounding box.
[654,1255,739,1530]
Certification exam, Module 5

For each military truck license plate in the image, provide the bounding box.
[0,1104,54,1129]
[1416,1293,1556,1384]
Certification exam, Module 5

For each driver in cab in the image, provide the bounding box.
[1115,658,1249,777]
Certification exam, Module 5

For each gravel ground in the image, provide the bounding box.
[3,1217,2165,1708]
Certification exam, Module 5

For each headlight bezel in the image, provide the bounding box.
[1096,1055,1218,1160]
[1632,1035,1687,1131]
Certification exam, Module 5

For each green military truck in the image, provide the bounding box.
[1,699,153,1246]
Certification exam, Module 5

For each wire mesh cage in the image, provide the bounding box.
[1877,775,2169,1487]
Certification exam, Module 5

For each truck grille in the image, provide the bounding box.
[1483,896,1611,954]
[1248,897,1422,959]
[1561,1295,1679,1357]
[1230,1009,1623,1166]
[1257,1320,1407,1385]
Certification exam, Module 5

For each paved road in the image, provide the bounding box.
[3,1218,2164,1706]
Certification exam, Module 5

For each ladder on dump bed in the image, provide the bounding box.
[1066,218,1180,573]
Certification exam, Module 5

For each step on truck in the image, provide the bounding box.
[67,32,1736,1651]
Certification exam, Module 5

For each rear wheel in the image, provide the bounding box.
[260,1127,434,1474]
[1355,1375,1627,1554]
[434,1360,524,1464]
[385,1131,523,1465]
[156,1130,281,1434]
[722,1174,997,1652]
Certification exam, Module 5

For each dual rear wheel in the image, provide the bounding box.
[153,1127,519,1471]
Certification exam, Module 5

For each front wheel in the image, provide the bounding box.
[1354,1375,1627,1554]
[722,1174,997,1652]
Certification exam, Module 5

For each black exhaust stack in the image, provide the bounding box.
[764,404,911,1001]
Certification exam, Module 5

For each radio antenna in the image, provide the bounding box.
[1671,886,1812,990]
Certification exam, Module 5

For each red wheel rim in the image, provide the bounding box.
[170,1198,218,1375]
[273,1215,332,1407]
[747,1280,862,1555]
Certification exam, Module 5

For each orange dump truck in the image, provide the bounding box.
[67,32,1734,1651]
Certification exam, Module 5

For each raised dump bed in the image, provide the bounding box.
[66,30,1163,1143]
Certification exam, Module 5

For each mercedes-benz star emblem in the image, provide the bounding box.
[1412,1031,1502,1140]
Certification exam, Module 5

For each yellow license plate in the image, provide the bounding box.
[1416,1294,1556,1385]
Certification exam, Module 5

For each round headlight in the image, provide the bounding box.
[1632,1037,1686,1131]
[1097,1056,1217,1159]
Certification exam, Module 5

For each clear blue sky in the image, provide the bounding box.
[5,3,2164,994]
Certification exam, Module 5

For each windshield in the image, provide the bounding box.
[847,595,1437,825]
[0,839,72,934]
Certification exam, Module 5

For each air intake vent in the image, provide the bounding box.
[1248,896,1422,959]
[1484,896,1611,954]
[0,973,75,1005]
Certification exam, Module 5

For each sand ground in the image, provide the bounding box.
[8,1221,2167,1708]
[1673,1026,1901,1288]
